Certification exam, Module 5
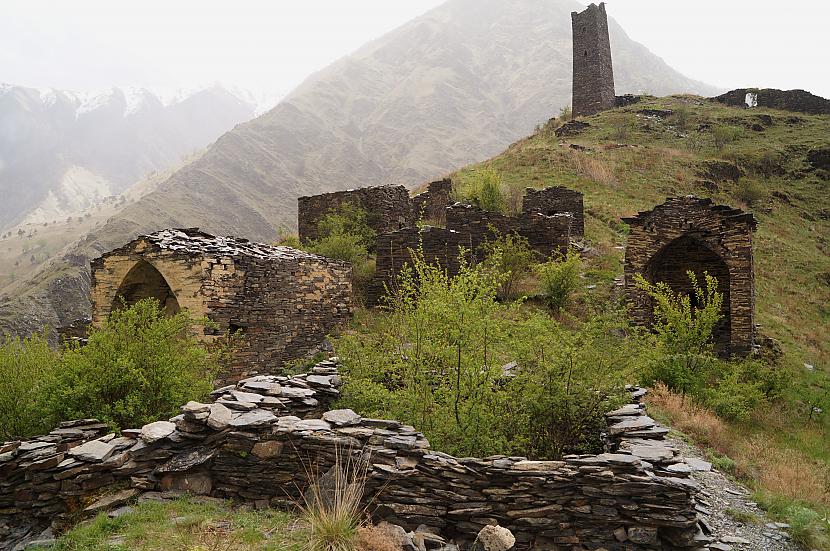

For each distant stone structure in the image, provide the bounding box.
[368,201,576,304]
[522,186,585,237]
[571,2,616,117]
[714,88,830,115]
[298,185,414,245]
[411,178,453,225]
[623,197,757,356]
[0,360,708,551]
[90,229,352,382]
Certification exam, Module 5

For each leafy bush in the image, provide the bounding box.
[0,333,60,439]
[734,180,766,206]
[535,249,582,311]
[336,252,630,459]
[479,230,537,300]
[307,203,377,299]
[47,299,220,431]
[456,169,509,213]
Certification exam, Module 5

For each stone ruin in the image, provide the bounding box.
[522,185,585,238]
[298,185,415,245]
[714,88,830,115]
[367,200,578,305]
[0,358,713,550]
[90,228,353,383]
[571,3,616,117]
[412,178,453,225]
[623,196,757,356]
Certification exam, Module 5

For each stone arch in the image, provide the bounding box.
[113,259,181,316]
[644,235,731,351]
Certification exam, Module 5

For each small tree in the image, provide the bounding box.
[635,272,723,395]
[480,230,536,300]
[47,299,221,430]
[535,249,582,311]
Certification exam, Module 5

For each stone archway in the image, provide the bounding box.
[113,259,181,316]
[644,235,731,352]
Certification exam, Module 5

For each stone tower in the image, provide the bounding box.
[571,2,615,117]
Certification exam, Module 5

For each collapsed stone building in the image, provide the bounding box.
[90,228,353,382]
[571,2,616,117]
[623,196,757,356]
[0,360,712,551]
[298,185,415,245]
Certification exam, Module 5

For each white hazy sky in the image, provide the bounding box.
[1,0,828,99]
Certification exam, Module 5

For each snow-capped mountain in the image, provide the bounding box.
[0,84,259,229]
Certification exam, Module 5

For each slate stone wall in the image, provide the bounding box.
[367,204,574,305]
[522,186,585,237]
[0,361,704,551]
[622,197,756,356]
[411,179,453,225]
[298,185,414,245]
[90,229,353,383]
[713,88,830,115]
[571,3,616,117]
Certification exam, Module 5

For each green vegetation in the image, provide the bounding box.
[454,168,513,214]
[0,299,221,438]
[55,497,306,551]
[304,203,377,299]
[535,250,582,311]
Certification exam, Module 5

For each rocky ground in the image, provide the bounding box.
[668,435,806,551]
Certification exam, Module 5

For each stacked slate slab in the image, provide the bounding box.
[0,360,705,550]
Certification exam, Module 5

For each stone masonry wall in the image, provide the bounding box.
[713,88,830,115]
[623,197,756,356]
[571,3,616,117]
[522,186,585,237]
[91,229,353,383]
[367,204,573,305]
[0,360,705,551]
[298,185,415,245]
[411,179,453,225]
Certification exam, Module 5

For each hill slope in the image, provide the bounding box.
[0,0,718,337]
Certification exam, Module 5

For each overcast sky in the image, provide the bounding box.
[1,0,828,99]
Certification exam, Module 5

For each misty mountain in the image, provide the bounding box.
[1,0,719,337]
[0,84,257,230]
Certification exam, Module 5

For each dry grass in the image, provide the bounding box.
[299,447,371,551]
[648,383,830,508]
[564,150,617,187]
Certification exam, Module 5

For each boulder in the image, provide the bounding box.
[476,525,515,551]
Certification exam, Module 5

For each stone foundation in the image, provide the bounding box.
[522,186,585,237]
[0,361,706,550]
[713,88,830,115]
[90,229,353,382]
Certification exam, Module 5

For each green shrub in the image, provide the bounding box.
[0,333,60,439]
[307,203,377,299]
[456,169,508,214]
[46,299,220,431]
[535,249,582,310]
[336,252,632,459]
[734,180,766,206]
[480,230,536,300]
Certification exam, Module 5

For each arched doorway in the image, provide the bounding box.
[113,260,181,316]
[644,235,731,353]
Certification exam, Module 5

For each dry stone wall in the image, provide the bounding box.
[521,186,585,237]
[90,229,353,383]
[623,197,756,356]
[0,360,707,551]
[412,179,453,225]
[367,203,574,305]
[298,185,414,245]
[713,88,830,115]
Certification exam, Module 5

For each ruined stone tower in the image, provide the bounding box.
[571,2,615,117]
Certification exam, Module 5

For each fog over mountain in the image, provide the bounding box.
[0,84,257,230]
[0,0,719,337]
